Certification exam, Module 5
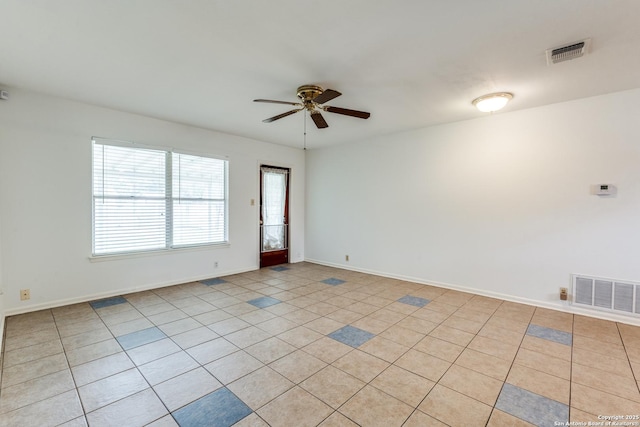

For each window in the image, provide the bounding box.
[92,139,228,256]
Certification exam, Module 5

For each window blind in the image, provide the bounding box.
[92,139,228,256]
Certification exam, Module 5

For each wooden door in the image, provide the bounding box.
[260,165,289,267]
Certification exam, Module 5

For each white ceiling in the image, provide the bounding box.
[2,0,640,149]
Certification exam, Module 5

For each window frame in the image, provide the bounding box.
[91,137,229,257]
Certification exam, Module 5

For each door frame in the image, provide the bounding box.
[258,163,293,268]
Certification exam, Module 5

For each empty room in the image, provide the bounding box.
[1,1,640,426]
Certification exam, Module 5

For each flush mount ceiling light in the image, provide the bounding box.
[472,92,513,113]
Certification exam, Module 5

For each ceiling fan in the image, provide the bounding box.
[254,84,370,129]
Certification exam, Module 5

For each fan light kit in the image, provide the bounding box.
[472,92,513,113]
[254,84,370,129]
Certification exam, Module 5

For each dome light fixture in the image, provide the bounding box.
[472,92,513,113]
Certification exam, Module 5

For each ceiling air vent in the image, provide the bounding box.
[546,39,591,65]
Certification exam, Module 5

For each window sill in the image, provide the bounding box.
[89,242,230,263]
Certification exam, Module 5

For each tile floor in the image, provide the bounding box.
[1,262,640,426]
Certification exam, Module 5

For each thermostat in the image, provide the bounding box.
[595,184,614,196]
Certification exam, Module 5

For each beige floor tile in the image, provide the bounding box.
[2,338,63,368]
[572,334,627,360]
[245,337,297,364]
[300,365,365,409]
[574,315,622,344]
[281,308,320,324]
[413,336,464,362]
[467,335,518,361]
[1,352,68,387]
[171,326,219,349]
[270,350,327,383]
[520,335,571,362]
[492,303,534,324]
[396,316,438,334]
[302,336,353,363]
[256,317,299,335]
[531,311,573,333]
[126,338,181,366]
[435,291,474,307]
[276,325,323,348]
[477,323,524,346]
[186,337,240,364]
[227,366,294,410]
[60,327,112,352]
[359,336,409,363]
[192,309,233,326]
[370,365,435,406]
[220,326,272,349]
[455,348,511,381]
[402,410,449,427]
[204,350,263,384]
[257,386,333,427]
[484,315,529,334]
[305,302,340,316]
[429,324,475,346]
[419,384,492,427]
[66,339,123,367]
[487,409,535,426]
[239,308,278,325]
[395,349,451,382]
[572,346,633,377]
[571,383,640,416]
[304,317,345,334]
[506,364,570,405]
[441,315,484,334]
[410,307,450,324]
[513,347,571,380]
[351,316,392,334]
[138,351,199,385]
[318,412,359,427]
[157,318,202,336]
[72,352,134,387]
[232,413,270,427]
[0,389,83,427]
[420,301,458,315]
[367,308,407,324]
[325,308,364,324]
[569,407,602,424]
[78,368,149,412]
[339,385,414,427]
[208,317,252,335]
[453,306,494,322]
[332,349,390,382]
[153,367,222,412]
[378,325,425,347]
[571,362,640,402]
[0,369,75,414]
[3,326,61,351]
[85,388,167,427]
[439,364,503,406]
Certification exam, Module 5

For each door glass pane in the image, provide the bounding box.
[262,170,287,251]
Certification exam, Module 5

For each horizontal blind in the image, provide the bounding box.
[93,142,167,255]
[92,139,228,256]
[172,152,227,247]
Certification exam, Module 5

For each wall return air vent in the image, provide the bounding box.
[572,274,640,317]
[546,39,591,65]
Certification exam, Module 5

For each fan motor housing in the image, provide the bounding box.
[297,85,323,102]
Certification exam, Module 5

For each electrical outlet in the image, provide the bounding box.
[345,255,349,262]
[560,287,568,301]
[214,261,219,268]
[20,289,30,301]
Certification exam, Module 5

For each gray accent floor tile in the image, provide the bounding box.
[328,325,375,348]
[116,327,167,350]
[171,388,251,427]
[247,296,282,309]
[526,324,572,346]
[321,278,346,286]
[397,295,431,308]
[90,296,127,309]
[495,383,568,427]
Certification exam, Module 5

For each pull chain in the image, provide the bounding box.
[303,110,307,150]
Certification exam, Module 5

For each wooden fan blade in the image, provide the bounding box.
[254,99,302,106]
[325,106,370,119]
[263,109,303,123]
[312,89,342,104]
[310,111,329,129]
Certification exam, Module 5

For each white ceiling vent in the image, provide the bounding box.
[546,39,591,65]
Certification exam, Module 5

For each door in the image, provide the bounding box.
[260,165,289,267]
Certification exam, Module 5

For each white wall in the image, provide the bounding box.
[0,88,305,315]
[306,88,640,319]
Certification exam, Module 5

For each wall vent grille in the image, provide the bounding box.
[546,39,591,65]
[572,274,639,317]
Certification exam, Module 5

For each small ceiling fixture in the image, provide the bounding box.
[472,92,513,113]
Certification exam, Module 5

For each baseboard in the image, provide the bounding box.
[4,265,259,317]
[305,258,640,327]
